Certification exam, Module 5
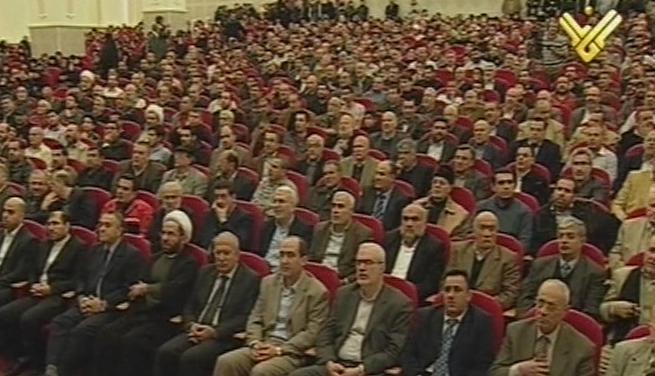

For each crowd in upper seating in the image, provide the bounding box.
[0,1,654,375]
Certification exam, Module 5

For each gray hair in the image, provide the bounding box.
[276,185,299,206]
[557,216,586,238]
[539,279,571,305]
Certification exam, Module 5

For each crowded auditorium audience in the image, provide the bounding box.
[0,0,655,375]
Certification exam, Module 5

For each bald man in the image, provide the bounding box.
[384,204,447,302]
[155,231,261,376]
[340,135,379,188]
[490,280,595,376]
[447,211,521,310]
[0,197,39,306]
[309,191,373,281]
[289,243,413,376]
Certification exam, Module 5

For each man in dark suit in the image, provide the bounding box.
[309,191,372,281]
[370,111,407,159]
[294,134,326,186]
[101,121,132,161]
[470,120,506,170]
[519,216,606,319]
[94,210,200,376]
[205,150,257,203]
[485,101,518,144]
[260,186,313,270]
[289,242,413,376]
[357,160,411,231]
[569,148,610,204]
[396,138,435,198]
[306,160,342,221]
[511,118,562,180]
[0,211,82,374]
[384,204,446,302]
[41,169,97,229]
[532,178,620,255]
[0,197,39,306]
[42,212,144,376]
[491,280,596,376]
[200,180,254,251]
[154,231,261,376]
[114,140,165,193]
[417,117,457,163]
[402,270,495,376]
[77,146,114,191]
[514,145,551,205]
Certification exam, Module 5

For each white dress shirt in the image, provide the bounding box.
[391,242,417,279]
[40,235,71,283]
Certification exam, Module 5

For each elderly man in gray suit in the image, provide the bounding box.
[517,216,606,319]
[309,191,373,282]
[289,242,413,376]
[490,279,596,376]
[214,236,329,376]
[606,305,655,376]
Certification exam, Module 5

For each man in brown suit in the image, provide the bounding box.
[447,211,521,310]
[214,236,330,376]
[309,191,373,281]
[490,279,596,376]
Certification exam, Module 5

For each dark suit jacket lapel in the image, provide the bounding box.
[364,286,390,341]
[314,225,330,261]
[385,233,401,273]
[550,326,572,376]
[103,240,126,276]
[406,235,427,279]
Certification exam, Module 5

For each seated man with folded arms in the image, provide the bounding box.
[447,211,521,310]
[289,242,413,376]
[214,236,329,376]
[601,236,655,344]
[606,305,655,376]
[490,279,595,376]
[153,231,261,376]
[518,216,606,319]
[402,270,495,376]
[609,189,655,270]
[309,191,372,282]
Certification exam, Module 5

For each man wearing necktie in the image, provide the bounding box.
[154,231,261,376]
[490,279,595,376]
[401,270,495,376]
[43,212,144,376]
[517,216,606,319]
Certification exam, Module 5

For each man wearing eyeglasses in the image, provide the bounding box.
[289,242,413,376]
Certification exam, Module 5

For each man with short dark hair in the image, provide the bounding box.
[452,145,492,200]
[513,145,550,205]
[6,139,33,186]
[0,211,82,374]
[101,122,131,161]
[396,138,435,198]
[206,150,256,202]
[417,117,457,163]
[569,148,610,203]
[77,146,114,191]
[402,270,495,376]
[214,236,330,376]
[477,169,533,249]
[43,212,144,376]
[115,141,165,193]
[101,175,154,235]
[201,180,253,250]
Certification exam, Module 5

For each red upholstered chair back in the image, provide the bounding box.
[71,225,98,246]
[184,243,209,266]
[352,213,385,244]
[428,291,505,354]
[123,234,152,262]
[383,275,418,308]
[235,200,265,253]
[240,252,270,277]
[425,224,451,263]
[626,325,650,340]
[304,262,341,300]
[24,220,47,242]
